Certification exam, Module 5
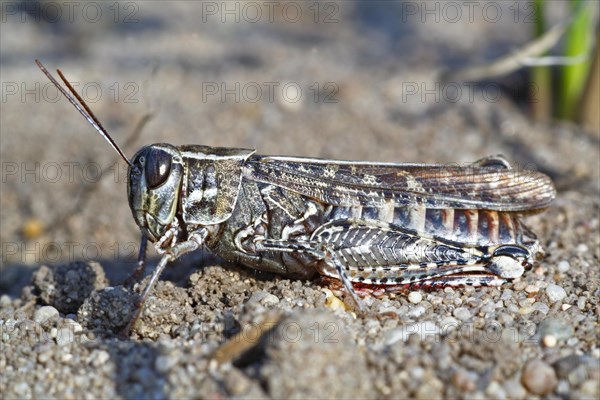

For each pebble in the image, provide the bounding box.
[438,317,459,334]
[514,281,527,291]
[485,381,506,399]
[451,368,476,392]
[578,380,600,398]
[525,284,539,293]
[538,318,574,342]
[56,327,74,346]
[546,284,567,303]
[37,350,52,364]
[407,305,426,318]
[260,294,280,306]
[65,320,83,334]
[453,307,471,321]
[501,289,514,301]
[577,296,587,310]
[480,301,495,314]
[557,260,570,272]
[519,306,534,315]
[0,295,11,306]
[322,289,346,311]
[542,335,557,347]
[22,218,44,239]
[33,306,59,324]
[415,377,443,399]
[521,359,557,395]
[14,382,30,397]
[556,380,570,394]
[504,376,527,399]
[567,365,588,386]
[532,302,550,314]
[408,291,422,304]
[384,321,439,344]
[576,243,589,253]
[90,350,110,367]
[155,354,179,373]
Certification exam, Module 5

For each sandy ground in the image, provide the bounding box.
[1,1,599,399]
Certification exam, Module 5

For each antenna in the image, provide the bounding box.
[35,59,137,171]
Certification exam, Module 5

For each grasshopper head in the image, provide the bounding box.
[128,143,184,242]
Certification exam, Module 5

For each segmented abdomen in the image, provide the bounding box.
[327,204,526,246]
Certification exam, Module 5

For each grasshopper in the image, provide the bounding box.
[37,61,556,334]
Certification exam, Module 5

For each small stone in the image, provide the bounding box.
[562,304,572,311]
[501,289,514,301]
[577,296,587,310]
[37,350,52,364]
[415,377,443,399]
[260,294,280,306]
[64,320,83,334]
[546,284,567,303]
[578,380,600,398]
[453,307,471,321]
[567,337,579,346]
[407,305,425,318]
[22,218,44,239]
[33,306,59,324]
[504,376,527,399]
[384,321,439,344]
[155,354,178,373]
[408,291,422,304]
[519,306,534,315]
[55,327,74,346]
[556,380,571,394]
[525,284,539,293]
[513,281,527,291]
[14,382,30,397]
[567,365,588,386]
[557,260,570,272]
[576,243,588,253]
[533,302,550,314]
[189,272,201,284]
[322,289,346,311]
[90,350,110,367]
[521,359,557,396]
[542,335,557,347]
[507,303,519,313]
[485,381,506,399]
[0,295,11,306]
[438,317,459,334]
[538,318,574,342]
[452,368,476,392]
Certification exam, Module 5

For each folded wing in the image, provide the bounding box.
[243,156,556,211]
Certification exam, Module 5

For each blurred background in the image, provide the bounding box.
[1,0,598,283]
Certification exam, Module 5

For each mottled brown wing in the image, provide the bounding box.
[243,156,556,211]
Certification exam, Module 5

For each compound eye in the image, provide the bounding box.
[145,148,172,189]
